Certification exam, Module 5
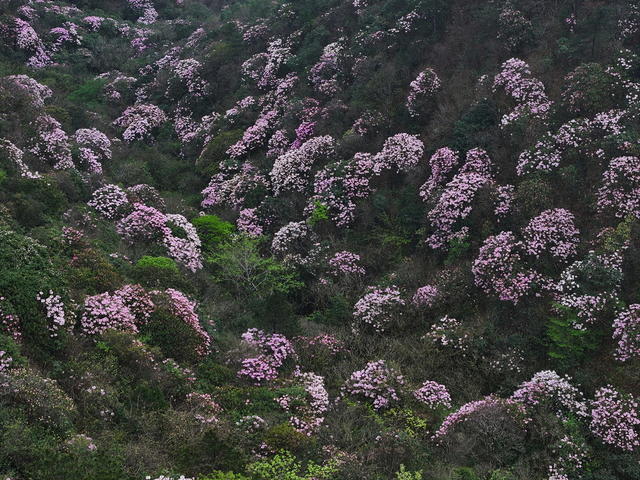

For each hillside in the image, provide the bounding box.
[1,0,640,479]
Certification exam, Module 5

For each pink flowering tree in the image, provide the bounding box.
[590,386,639,451]
[493,58,552,128]
[419,147,460,202]
[597,156,640,219]
[270,136,336,195]
[472,231,540,304]
[113,104,167,142]
[522,209,580,261]
[612,304,640,362]
[237,329,297,384]
[406,68,441,117]
[352,285,405,333]
[413,380,451,409]
[80,292,138,336]
[341,360,405,410]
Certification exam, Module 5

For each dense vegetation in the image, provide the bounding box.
[1,0,640,479]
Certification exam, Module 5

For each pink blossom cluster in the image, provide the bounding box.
[412,285,439,308]
[306,152,376,226]
[128,0,158,24]
[80,292,138,336]
[511,371,587,418]
[413,380,451,409]
[373,133,424,174]
[473,231,541,304]
[342,360,405,410]
[237,208,264,237]
[14,18,52,68]
[522,209,580,261]
[406,68,441,116]
[552,251,623,326]
[237,329,296,384]
[294,334,345,357]
[115,284,155,325]
[0,351,13,373]
[36,291,67,338]
[29,115,73,170]
[309,42,342,96]
[164,289,211,356]
[286,371,330,435]
[88,184,131,219]
[113,104,167,142]
[271,135,336,194]
[169,58,208,96]
[590,386,639,451]
[493,58,552,127]
[0,297,21,342]
[0,139,40,179]
[117,204,202,271]
[241,38,291,90]
[227,110,279,158]
[497,4,533,51]
[352,286,405,333]
[597,156,640,219]
[426,171,492,249]
[612,304,640,362]
[328,251,365,276]
[3,75,51,107]
[419,147,460,201]
[271,221,314,262]
[236,415,267,433]
[547,435,588,480]
[49,22,82,51]
[517,110,626,175]
[74,128,112,174]
[202,162,268,211]
[82,16,106,31]
[433,395,526,440]
[494,184,515,218]
[425,315,471,354]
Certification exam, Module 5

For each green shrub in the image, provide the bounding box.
[192,215,235,253]
[133,256,182,287]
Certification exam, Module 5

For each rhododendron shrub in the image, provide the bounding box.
[201,162,268,211]
[29,115,73,170]
[419,147,460,201]
[597,156,640,219]
[497,4,533,51]
[113,104,167,142]
[412,285,440,308]
[352,286,405,333]
[516,110,626,175]
[117,204,202,271]
[413,381,451,409]
[328,251,365,277]
[406,68,441,116]
[159,288,211,357]
[36,291,68,338]
[237,329,296,384]
[552,251,624,326]
[493,58,552,127]
[2,75,52,107]
[472,231,539,304]
[373,133,424,174]
[342,360,404,410]
[309,42,342,96]
[522,209,580,261]
[88,184,131,219]
[80,292,138,336]
[612,304,640,362]
[425,315,471,354]
[511,370,587,418]
[270,135,336,195]
[0,139,40,179]
[0,297,21,342]
[590,386,640,451]
[432,395,527,441]
[279,371,330,435]
[426,171,493,248]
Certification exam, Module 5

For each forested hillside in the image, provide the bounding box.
[1,0,640,479]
